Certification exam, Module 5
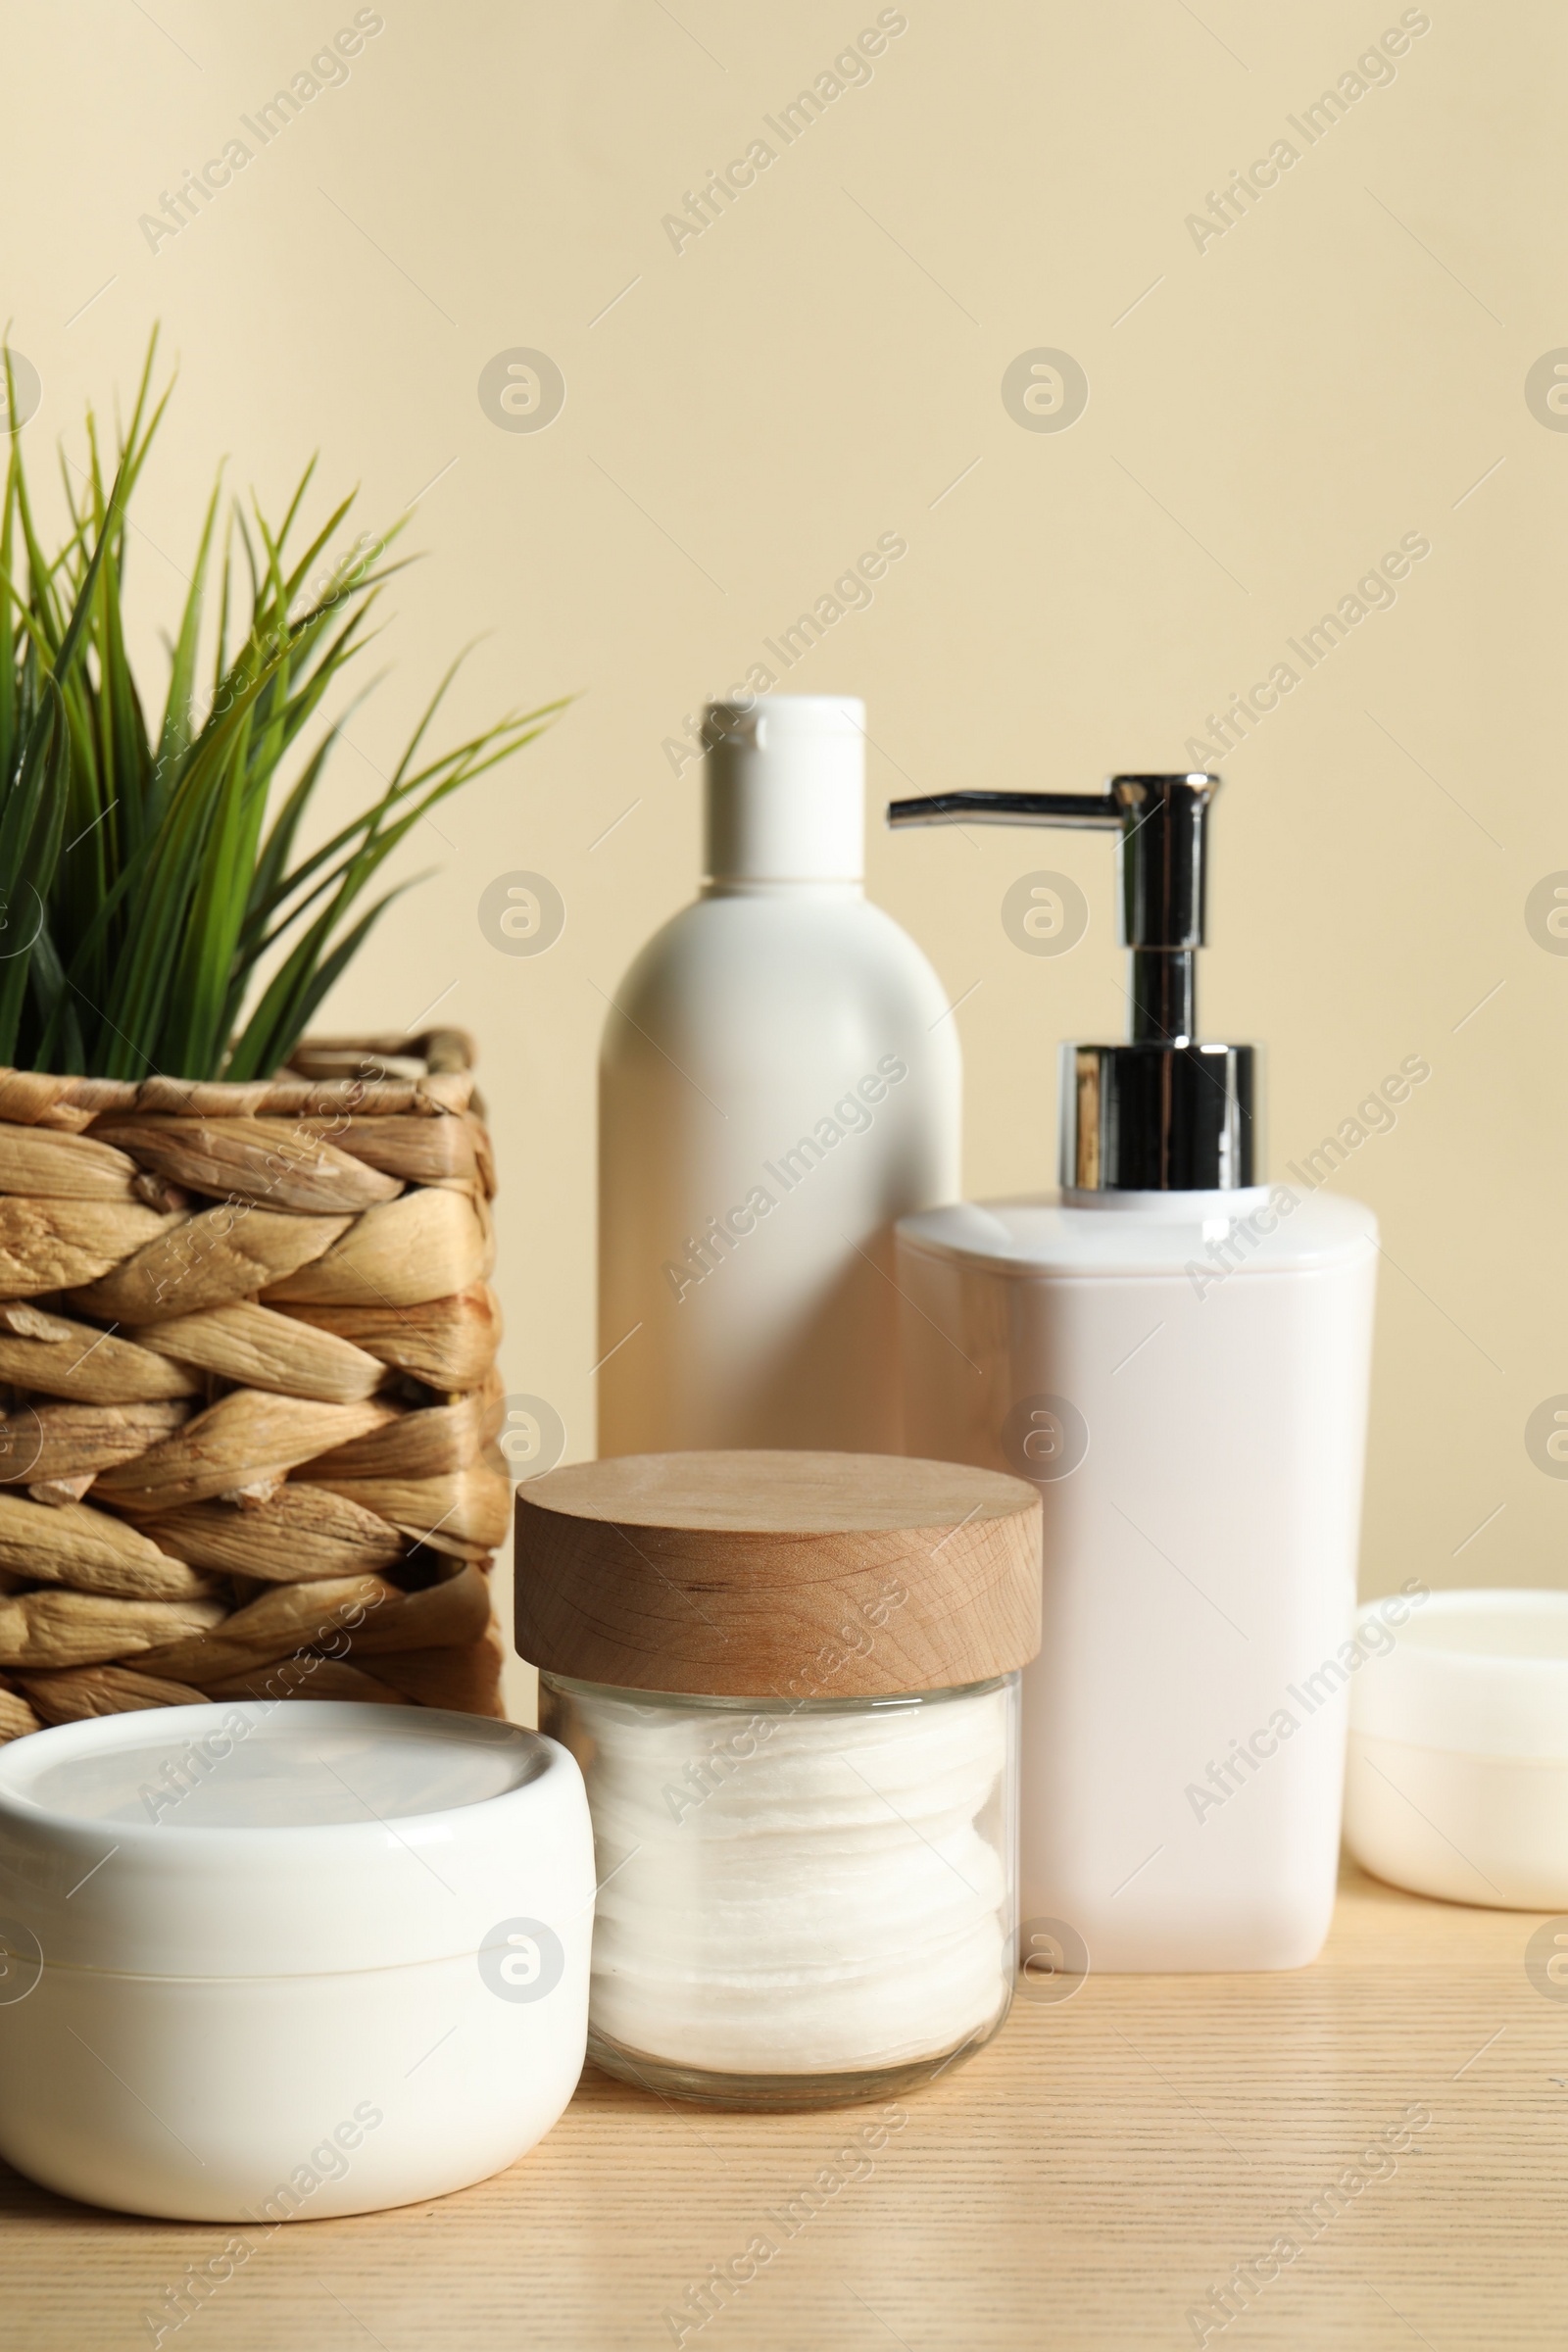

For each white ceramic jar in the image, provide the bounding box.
[0,1701,595,2220]
[1345,1589,1568,1909]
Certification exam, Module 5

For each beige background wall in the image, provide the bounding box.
[1,0,1560,1717]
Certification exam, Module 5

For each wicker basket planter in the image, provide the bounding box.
[0,1031,510,1742]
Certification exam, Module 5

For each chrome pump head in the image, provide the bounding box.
[887,774,1256,1193]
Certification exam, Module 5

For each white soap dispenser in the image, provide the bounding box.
[598,695,960,1455]
[892,774,1378,1972]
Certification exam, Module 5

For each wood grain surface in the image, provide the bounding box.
[2,1860,1562,2351]
[514,1450,1043,1695]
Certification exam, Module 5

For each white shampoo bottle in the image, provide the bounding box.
[891,774,1378,1972]
[598,696,960,1454]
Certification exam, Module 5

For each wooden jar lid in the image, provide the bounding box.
[514,1450,1041,1698]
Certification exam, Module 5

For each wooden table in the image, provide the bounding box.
[2,1861,1563,2351]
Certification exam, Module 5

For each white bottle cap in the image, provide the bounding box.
[703,694,865,882]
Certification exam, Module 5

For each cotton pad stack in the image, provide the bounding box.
[575,1681,1012,2074]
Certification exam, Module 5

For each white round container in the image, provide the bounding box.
[1344,1590,1568,1909]
[0,1701,595,2220]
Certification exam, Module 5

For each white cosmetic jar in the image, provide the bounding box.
[0,1700,595,2220]
[1345,1590,1568,1909]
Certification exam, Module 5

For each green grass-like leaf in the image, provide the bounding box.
[0,330,563,1079]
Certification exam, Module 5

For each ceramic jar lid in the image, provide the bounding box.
[1351,1590,1568,1758]
[514,1449,1042,1697]
[0,1701,592,1978]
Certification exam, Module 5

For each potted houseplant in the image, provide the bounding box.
[0,336,558,1738]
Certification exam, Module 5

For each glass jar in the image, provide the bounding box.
[540,1669,1020,2109]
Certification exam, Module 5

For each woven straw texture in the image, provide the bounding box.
[0,1032,509,1741]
